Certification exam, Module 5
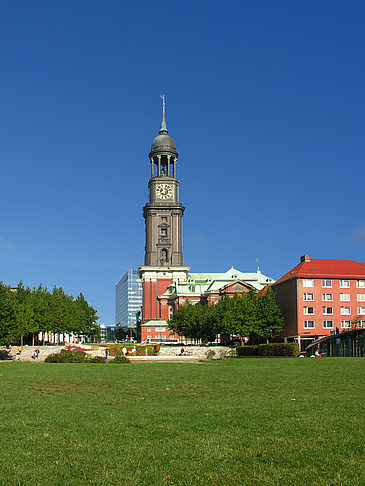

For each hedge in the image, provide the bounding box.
[45,350,89,363]
[236,343,299,357]
[45,350,107,363]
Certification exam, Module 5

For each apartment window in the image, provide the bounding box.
[357,294,365,302]
[322,279,332,288]
[340,280,350,288]
[303,293,314,301]
[341,320,351,329]
[357,307,365,315]
[147,335,151,339]
[303,279,314,287]
[322,306,333,315]
[323,320,333,328]
[147,328,151,332]
[357,280,365,288]
[304,320,315,328]
[340,293,351,301]
[322,293,333,301]
[359,321,365,328]
[303,306,314,315]
[341,307,351,315]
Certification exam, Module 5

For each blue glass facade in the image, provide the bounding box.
[115,269,142,330]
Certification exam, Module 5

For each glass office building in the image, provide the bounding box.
[115,269,142,331]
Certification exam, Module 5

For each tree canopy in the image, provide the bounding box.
[168,288,283,343]
[0,281,99,345]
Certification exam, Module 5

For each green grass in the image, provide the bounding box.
[0,359,364,485]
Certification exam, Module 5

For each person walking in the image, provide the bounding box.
[36,348,40,359]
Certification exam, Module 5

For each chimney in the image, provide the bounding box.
[300,255,310,263]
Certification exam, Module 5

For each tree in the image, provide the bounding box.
[256,287,283,342]
[168,287,283,344]
[0,283,17,345]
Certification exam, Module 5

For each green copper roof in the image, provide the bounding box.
[141,320,169,327]
[159,267,275,298]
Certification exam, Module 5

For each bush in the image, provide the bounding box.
[44,350,88,363]
[236,346,258,357]
[236,343,299,357]
[109,356,130,364]
[205,349,216,360]
[88,356,106,363]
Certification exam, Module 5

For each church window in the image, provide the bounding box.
[161,228,168,237]
[161,216,167,222]
[160,248,168,262]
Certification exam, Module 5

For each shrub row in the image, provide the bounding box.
[107,344,160,357]
[236,343,299,357]
[44,350,130,364]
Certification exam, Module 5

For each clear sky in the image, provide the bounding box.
[0,1,364,325]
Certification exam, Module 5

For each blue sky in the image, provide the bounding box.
[0,1,364,325]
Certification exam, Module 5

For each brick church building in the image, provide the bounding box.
[138,100,274,342]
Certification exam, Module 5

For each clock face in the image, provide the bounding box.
[156,183,173,200]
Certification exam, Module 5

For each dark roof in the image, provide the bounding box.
[273,258,365,285]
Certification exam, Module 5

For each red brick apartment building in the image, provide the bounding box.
[272,255,365,351]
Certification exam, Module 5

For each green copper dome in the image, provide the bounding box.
[151,131,176,153]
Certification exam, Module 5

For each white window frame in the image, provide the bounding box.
[340,280,350,288]
[303,279,314,287]
[340,293,351,301]
[341,320,351,329]
[323,320,333,328]
[359,321,365,328]
[322,306,333,315]
[357,294,365,302]
[304,320,315,329]
[340,307,351,315]
[357,307,365,315]
[357,280,365,288]
[303,293,314,301]
[322,279,332,288]
[322,293,333,301]
[303,306,315,315]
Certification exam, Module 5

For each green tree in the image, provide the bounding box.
[256,287,283,342]
[0,283,17,345]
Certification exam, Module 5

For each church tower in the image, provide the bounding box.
[139,97,190,323]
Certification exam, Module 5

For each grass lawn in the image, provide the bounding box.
[0,358,364,485]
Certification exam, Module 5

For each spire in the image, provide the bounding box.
[159,94,168,134]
